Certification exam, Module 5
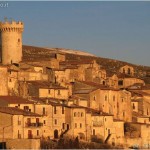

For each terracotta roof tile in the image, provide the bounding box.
[0,96,34,104]
[0,107,40,116]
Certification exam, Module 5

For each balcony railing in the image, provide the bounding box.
[25,122,43,127]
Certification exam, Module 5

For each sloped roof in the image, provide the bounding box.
[27,81,67,89]
[76,81,119,91]
[0,107,40,116]
[0,96,34,104]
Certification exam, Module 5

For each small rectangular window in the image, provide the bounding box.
[54,106,57,114]
[58,90,61,95]
[62,106,64,114]
[48,89,50,94]
[62,123,65,129]
[80,123,82,128]
[55,119,57,125]
[37,130,39,136]
[43,120,46,125]
[75,123,77,128]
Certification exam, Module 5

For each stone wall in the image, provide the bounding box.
[6,139,40,149]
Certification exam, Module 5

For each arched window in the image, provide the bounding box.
[74,112,76,117]
[128,68,131,75]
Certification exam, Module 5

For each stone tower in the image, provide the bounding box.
[0,20,24,65]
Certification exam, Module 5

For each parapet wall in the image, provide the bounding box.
[0,21,24,32]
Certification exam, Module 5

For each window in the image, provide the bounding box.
[18,130,21,139]
[18,117,21,125]
[48,90,50,94]
[58,90,60,95]
[128,68,131,75]
[105,118,107,122]
[9,79,12,82]
[18,38,20,43]
[54,119,57,125]
[43,120,46,125]
[113,96,115,101]
[118,80,123,86]
[80,123,82,128]
[24,106,29,111]
[74,112,76,117]
[147,109,149,115]
[43,107,46,115]
[81,112,84,117]
[62,106,64,114]
[93,96,96,101]
[133,103,135,110]
[54,106,57,114]
[93,129,95,136]
[122,98,124,102]
[103,81,105,85]
[62,123,65,129]
[75,123,77,128]
[123,68,125,74]
[123,112,125,117]
[37,130,39,136]
[105,96,107,101]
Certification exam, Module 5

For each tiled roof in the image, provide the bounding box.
[0,107,40,116]
[130,90,150,97]
[0,96,34,104]
[27,81,67,89]
[31,97,67,106]
[74,89,95,94]
[77,81,119,90]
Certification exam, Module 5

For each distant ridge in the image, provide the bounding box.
[44,47,96,57]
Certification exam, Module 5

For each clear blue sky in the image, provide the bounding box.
[0,2,150,66]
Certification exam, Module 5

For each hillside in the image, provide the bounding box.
[22,45,150,83]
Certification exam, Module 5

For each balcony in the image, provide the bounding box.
[25,122,43,127]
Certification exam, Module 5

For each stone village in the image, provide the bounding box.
[0,20,150,149]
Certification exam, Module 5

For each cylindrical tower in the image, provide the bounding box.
[0,20,24,64]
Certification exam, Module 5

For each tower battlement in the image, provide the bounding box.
[0,21,24,32]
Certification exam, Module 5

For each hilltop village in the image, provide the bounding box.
[0,21,150,149]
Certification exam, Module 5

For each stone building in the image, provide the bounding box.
[119,65,134,76]
[19,81,69,100]
[0,107,42,140]
[0,96,35,112]
[106,72,118,89]
[118,74,145,88]
[0,21,24,64]
[0,66,8,95]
